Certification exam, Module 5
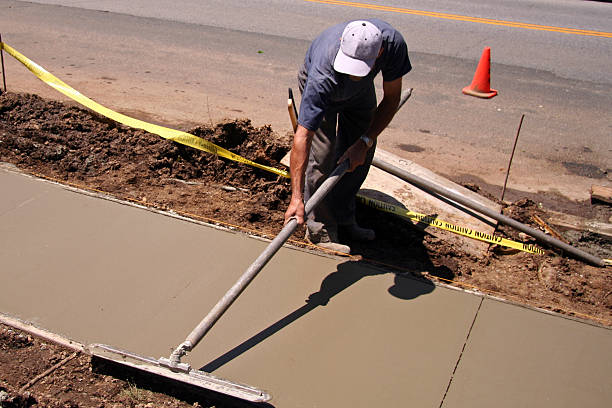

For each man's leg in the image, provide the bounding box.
[297,67,350,251]
[303,110,337,228]
[302,111,352,252]
[332,89,377,240]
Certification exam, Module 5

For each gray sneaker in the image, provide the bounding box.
[305,225,351,254]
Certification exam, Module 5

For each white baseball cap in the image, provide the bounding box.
[333,21,383,77]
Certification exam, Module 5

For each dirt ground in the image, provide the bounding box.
[1,92,611,407]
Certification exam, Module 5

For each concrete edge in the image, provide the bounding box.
[0,312,85,353]
[477,293,612,330]
[0,162,346,261]
[2,163,609,331]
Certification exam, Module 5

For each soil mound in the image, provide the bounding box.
[0,92,292,230]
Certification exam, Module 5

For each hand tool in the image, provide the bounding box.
[89,158,350,403]
[288,88,298,132]
[90,84,410,403]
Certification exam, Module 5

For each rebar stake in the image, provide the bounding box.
[0,34,6,94]
[500,114,525,202]
[493,114,525,236]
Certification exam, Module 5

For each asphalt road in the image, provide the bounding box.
[1,0,611,203]
[23,0,612,83]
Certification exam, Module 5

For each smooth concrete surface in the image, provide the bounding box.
[0,167,480,407]
[1,167,611,407]
[443,298,612,408]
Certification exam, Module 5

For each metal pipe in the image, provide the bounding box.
[172,159,350,359]
[371,157,605,267]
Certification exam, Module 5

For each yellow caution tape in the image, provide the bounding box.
[356,194,546,255]
[0,43,562,257]
[0,42,290,179]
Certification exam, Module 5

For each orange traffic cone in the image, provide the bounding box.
[463,47,497,98]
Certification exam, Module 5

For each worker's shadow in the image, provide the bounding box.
[348,189,463,282]
[200,191,454,406]
[200,261,434,376]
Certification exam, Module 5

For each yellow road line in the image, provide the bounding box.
[305,0,612,38]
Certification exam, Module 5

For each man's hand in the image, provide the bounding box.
[284,196,305,225]
[337,137,370,172]
[285,125,315,226]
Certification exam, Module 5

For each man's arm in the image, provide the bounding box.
[366,76,402,141]
[284,124,315,225]
[338,77,403,171]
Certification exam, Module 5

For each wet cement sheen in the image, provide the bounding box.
[0,169,480,406]
[444,298,612,408]
[2,168,611,407]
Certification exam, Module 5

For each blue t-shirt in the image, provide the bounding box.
[298,19,412,131]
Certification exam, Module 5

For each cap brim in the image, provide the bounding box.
[333,48,375,77]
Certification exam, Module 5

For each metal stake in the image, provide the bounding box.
[0,34,6,93]
[500,114,525,202]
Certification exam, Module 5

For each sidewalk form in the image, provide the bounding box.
[1,165,610,408]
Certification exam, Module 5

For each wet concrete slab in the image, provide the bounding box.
[2,167,611,408]
[0,168,481,407]
[0,164,55,215]
[443,298,612,408]
[197,265,479,407]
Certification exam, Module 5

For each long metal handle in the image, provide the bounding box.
[170,86,413,362]
[371,157,605,267]
[181,160,350,351]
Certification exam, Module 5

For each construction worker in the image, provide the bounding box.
[284,19,412,253]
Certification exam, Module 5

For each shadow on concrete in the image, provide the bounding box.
[201,261,434,375]
[192,189,446,405]
[349,190,456,281]
[359,187,497,228]
[92,189,440,407]
[94,260,432,408]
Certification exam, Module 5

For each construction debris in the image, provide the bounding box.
[591,185,612,205]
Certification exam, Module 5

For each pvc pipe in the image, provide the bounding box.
[371,157,605,267]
